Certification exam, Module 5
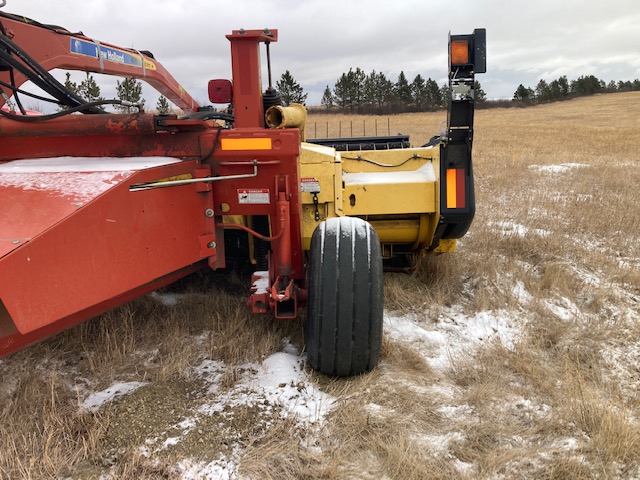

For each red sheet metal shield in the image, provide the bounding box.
[0,157,214,354]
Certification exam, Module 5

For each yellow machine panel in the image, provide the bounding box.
[298,144,443,253]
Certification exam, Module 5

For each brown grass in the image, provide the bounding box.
[1,92,640,478]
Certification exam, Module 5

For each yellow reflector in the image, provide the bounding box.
[446,168,457,208]
[451,40,469,65]
[221,138,272,150]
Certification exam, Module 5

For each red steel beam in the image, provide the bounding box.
[0,13,199,112]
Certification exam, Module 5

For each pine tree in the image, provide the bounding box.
[59,72,79,111]
[63,72,78,94]
[78,73,104,104]
[333,68,366,112]
[364,70,392,111]
[276,70,307,106]
[394,71,412,110]
[321,85,334,109]
[333,72,352,110]
[410,74,427,111]
[115,77,145,113]
[425,78,441,109]
[156,95,170,114]
[535,79,551,101]
[439,83,449,108]
[474,80,486,103]
[352,67,366,108]
[557,75,569,97]
[513,84,535,101]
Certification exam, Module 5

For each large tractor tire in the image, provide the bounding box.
[306,217,384,376]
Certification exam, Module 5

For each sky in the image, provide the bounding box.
[5,0,640,109]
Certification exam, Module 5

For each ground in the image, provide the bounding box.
[1,92,639,479]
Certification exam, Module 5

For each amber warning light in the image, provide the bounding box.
[450,40,469,65]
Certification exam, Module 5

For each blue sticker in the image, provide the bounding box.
[70,38,142,68]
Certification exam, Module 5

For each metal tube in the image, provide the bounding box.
[130,163,258,191]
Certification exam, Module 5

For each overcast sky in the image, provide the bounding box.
[6,0,640,109]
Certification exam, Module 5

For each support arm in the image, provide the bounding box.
[0,11,199,112]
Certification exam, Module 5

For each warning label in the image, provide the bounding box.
[238,188,270,204]
[301,177,321,193]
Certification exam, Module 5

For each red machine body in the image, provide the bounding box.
[0,15,303,355]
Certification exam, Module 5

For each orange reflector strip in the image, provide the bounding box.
[451,40,469,65]
[446,168,466,209]
[221,138,272,150]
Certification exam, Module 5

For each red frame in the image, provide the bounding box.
[0,13,200,113]
[0,18,303,355]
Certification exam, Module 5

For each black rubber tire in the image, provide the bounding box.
[305,217,384,376]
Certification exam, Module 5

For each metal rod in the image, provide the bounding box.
[265,42,273,89]
[130,162,258,191]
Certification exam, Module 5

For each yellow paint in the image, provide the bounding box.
[156,173,192,183]
[367,219,421,243]
[143,58,157,71]
[343,182,436,215]
[433,239,457,253]
[265,103,307,140]
[221,138,272,151]
[298,142,446,257]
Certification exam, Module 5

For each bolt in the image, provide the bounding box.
[208,241,217,249]
[205,208,214,217]
[12,239,20,245]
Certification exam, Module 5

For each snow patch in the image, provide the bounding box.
[176,457,237,480]
[493,221,550,238]
[250,270,270,295]
[529,163,589,173]
[196,347,336,425]
[80,381,148,412]
[0,171,130,202]
[193,359,226,394]
[544,297,581,320]
[343,161,436,185]
[0,157,183,202]
[512,280,533,304]
[149,291,182,307]
[0,156,180,173]
[385,308,522,371]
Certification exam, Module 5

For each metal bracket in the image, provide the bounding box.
[312,193,320,221]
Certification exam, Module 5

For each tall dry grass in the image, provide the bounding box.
[0,92,639,478]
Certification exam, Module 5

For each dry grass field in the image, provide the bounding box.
[1,92,639,479]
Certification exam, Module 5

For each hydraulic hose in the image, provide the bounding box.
[0,29,100,112]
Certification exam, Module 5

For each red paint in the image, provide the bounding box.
[456,168,466,209]
[0,22,304,357]
[0,16,199,113]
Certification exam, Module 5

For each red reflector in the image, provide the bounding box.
[446,168,466,209]
[208,79,233,104]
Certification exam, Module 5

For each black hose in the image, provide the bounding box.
[0,33,93,111]
[0,99,139,121]
[8,68,25,114]
[0,78,58,104]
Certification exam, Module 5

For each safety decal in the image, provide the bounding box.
[238,189,270,204]
[300,177,321,193]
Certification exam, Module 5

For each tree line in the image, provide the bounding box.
[62,70,640,116]
[261,68,479,114]
[279,69,640,113]
[514,75,640,103]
